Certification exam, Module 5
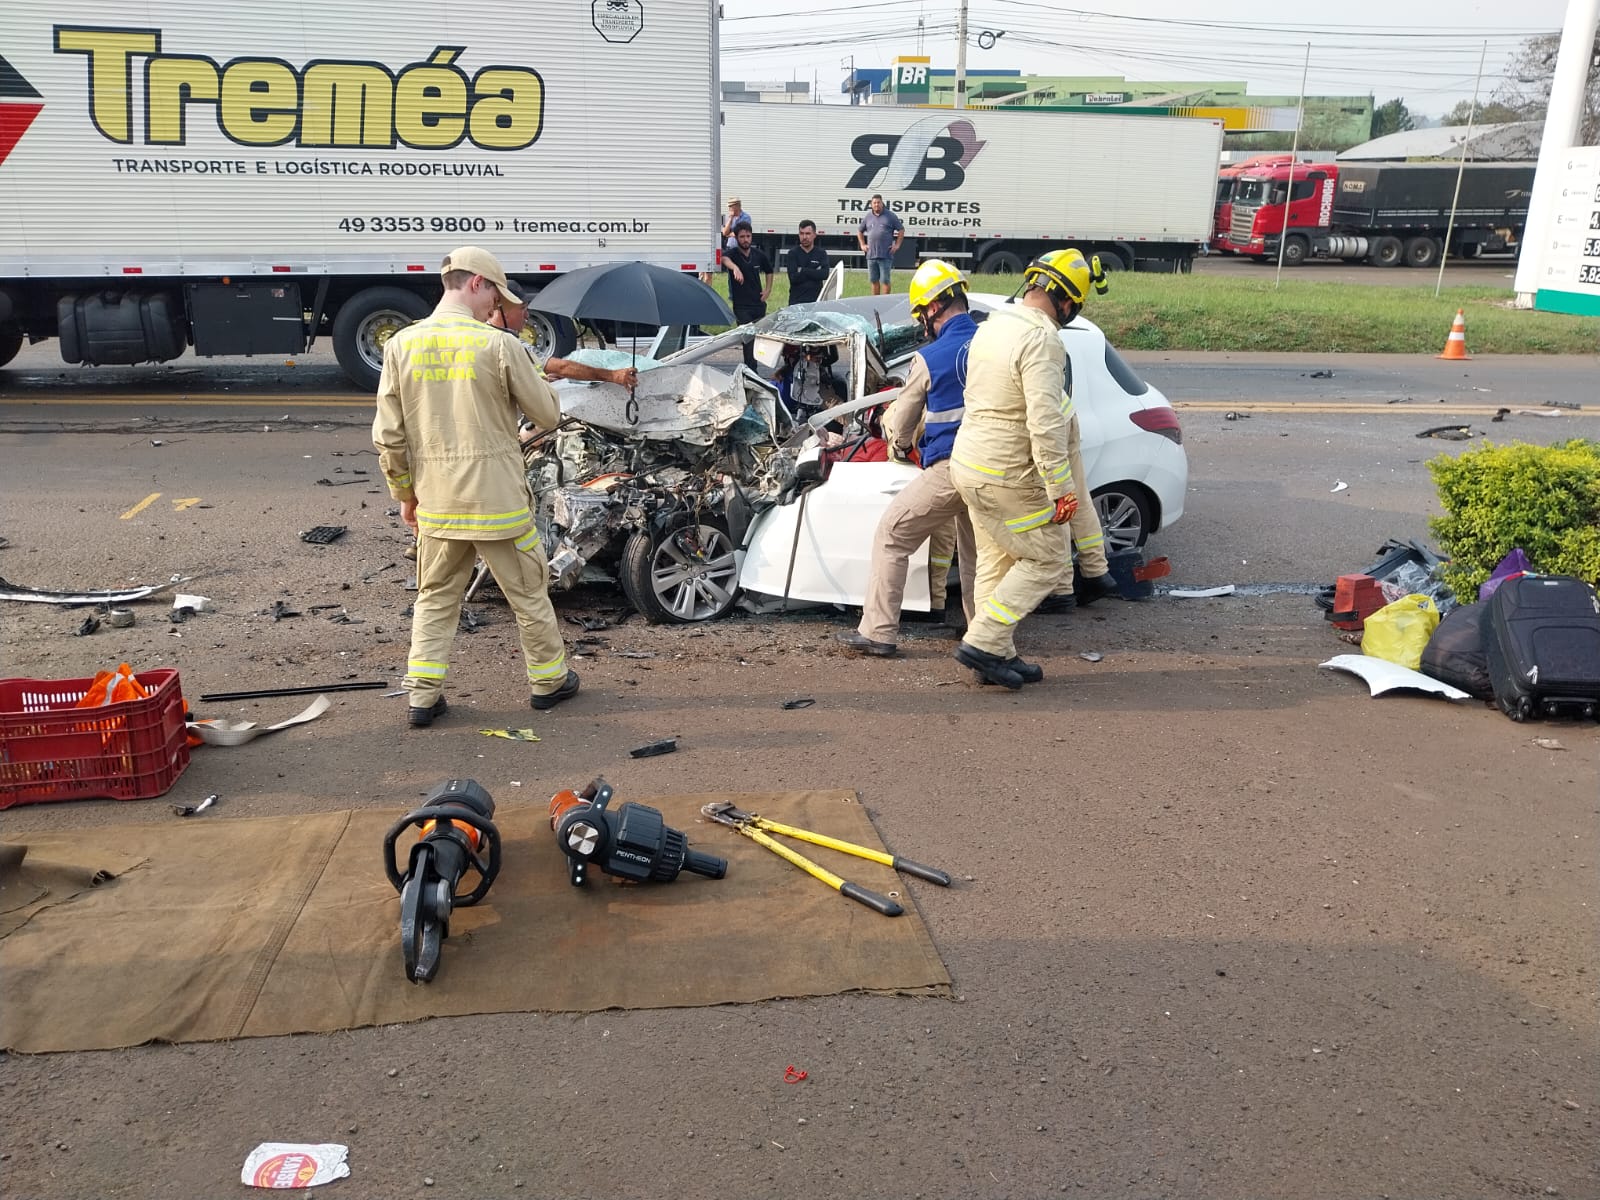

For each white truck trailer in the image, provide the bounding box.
[720,104,1223,276]
[0,2,718,387]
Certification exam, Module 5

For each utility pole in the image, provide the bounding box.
[842,54,856,105]
[954,0,969,109]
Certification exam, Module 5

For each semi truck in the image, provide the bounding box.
[1223,161,1534,267]
[0,2,719,388]
[720,105,1224,275]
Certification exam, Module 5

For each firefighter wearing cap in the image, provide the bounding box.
[488,281,638,388]
[837,260,978,656]
[948,248,1101,689]
[373,246,579,727]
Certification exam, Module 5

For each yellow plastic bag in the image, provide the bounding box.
[1361,593,1441,670]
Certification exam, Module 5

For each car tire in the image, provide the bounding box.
[332,286,431,390]
[620,518,741,624]
[0,325,23,368]
[1090,483,1155,553]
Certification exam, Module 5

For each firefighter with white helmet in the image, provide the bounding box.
[837,259,978,656]
[948,248,1103,688]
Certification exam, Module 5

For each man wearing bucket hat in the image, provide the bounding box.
[373,246,580,727]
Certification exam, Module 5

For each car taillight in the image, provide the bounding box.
[1130,407,1182,444]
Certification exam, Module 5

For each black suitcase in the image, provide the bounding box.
[1421,601,1493,699]
[1485,575,1600,721]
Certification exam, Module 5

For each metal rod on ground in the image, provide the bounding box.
[1274,42,1312,289]
[1436,40,1489,299]
[199,681,388,702]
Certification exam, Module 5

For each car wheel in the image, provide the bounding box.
[1091,484,1155,553]
[620,519,741,624]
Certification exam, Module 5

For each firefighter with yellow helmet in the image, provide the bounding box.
[949,247,1104,689]
[838,259,978,656]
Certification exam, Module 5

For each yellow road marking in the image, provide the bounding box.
[171,498,202,510]
[120,492,161,520]
[1177,401,1593,416]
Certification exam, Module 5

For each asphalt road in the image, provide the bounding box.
[1,359,1597,1200]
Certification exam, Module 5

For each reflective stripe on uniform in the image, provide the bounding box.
[952,455,1005,478]
[514,527,541,552]
[929,555,953,569]
[1058,395,1076,419]
[416,507,532,534]
[1076,532,1105,550]
[984,598,1021,626]
[526,654,567,682]
[924,406,965,426]
[388,472,412,488]
[1005,506,1055,533]
[408,659,448,679]
[1045,461,1073,486]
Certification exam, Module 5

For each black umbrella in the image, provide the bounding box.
[528,262,736,425]
[529,260,734,328]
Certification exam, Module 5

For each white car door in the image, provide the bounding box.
[737,460,933,610]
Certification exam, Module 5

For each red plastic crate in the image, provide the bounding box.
[0,669,190,808]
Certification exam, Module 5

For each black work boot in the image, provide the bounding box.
[976,656,1044,685]
[407,696,448,728]
[955,642,1024,690]
[836,631,898,657]
[530,669,581,710]
[1074,571,1118,607]
[1034,593,1077,615]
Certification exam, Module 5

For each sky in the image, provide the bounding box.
[719,0,1576,119]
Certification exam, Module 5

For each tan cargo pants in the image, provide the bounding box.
[405,533,568,706]
[858,459,977,644]
[1052,411,1108,596]
[951,464,1072,659]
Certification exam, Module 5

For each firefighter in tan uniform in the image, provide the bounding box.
[373,246,579,727]
[837,260,978,656]
[949,249,1094,689]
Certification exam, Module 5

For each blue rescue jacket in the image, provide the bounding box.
[917,311,977,469]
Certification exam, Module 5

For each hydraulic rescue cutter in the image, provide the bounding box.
[382,779,502,983]
[549,778,727,888]
[701,800,950,916]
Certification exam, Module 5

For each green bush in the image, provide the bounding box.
[1428,439,1600,599]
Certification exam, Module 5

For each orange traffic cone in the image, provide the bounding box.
[1437,309,1471,360]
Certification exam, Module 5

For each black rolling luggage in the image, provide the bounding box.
[1485,575,1600,722]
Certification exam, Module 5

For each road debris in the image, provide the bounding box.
[106,607,135,628]
[1532,737,1567,752]
[171,794,218,817]
[268,600,301,620]
[630,737,679,758]
[72,616,100,636]
[199,681,387,702]
[173,593,210,614]
[1079,651,1104,663]
[240,1142,350,1189]
[1223,410,1251,421]
[1167,585,1236,598]
[1492,408,1511,422]
[299,526,348,544]
[1516,409,1567,418]
[1415,425,1476,440]
[1331,481,1349,493]
[1319,654,1469,701]
[617,650,657,660]
[314,477,366,487]
[187,696,331,746]
[782,697,816,709]
[1307,369,1335,379]
[480,728,541,742]
[0,574,186,606]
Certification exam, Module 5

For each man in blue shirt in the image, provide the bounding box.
[838,260,977,656]
[856,194,904,296]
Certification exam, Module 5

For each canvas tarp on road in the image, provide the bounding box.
[0,790,950,1053]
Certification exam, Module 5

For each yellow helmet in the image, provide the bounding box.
[1023,248,1108,305]
[908,259,969,317]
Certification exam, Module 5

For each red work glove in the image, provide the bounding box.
[1051,493,1078,524]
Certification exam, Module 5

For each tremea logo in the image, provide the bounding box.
[847,115,986,192]
[0,55,44,169]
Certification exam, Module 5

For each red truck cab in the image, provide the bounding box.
[1213,155,1301,252]
[1227,161,1339,263]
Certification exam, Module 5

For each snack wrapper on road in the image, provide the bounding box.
[240,1143,351,1189]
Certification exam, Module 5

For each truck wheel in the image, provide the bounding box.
[976,250,1025,276]
[620,519,740,624]
[521,307,578,361]
[332,287,431,390]
[0,326,22,368]
[1368,236,1403,267]
[1280,236,1309,267]
[1403,236,1441,268]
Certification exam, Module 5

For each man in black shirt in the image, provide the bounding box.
[724,225,772,368]
[785,219,831,306]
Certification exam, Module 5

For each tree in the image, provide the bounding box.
[1370,97,1416,139]
[1488,29,1600,143]
[1440,99,1528,127]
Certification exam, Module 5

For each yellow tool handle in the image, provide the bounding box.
[752,818,951,886]
[739,825,903,916]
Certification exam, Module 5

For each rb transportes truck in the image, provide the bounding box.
[1223,161,1534,267]
[0,2,719,388]
[720,105,1223,275]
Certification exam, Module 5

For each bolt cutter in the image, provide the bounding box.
[701,801,950,916]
